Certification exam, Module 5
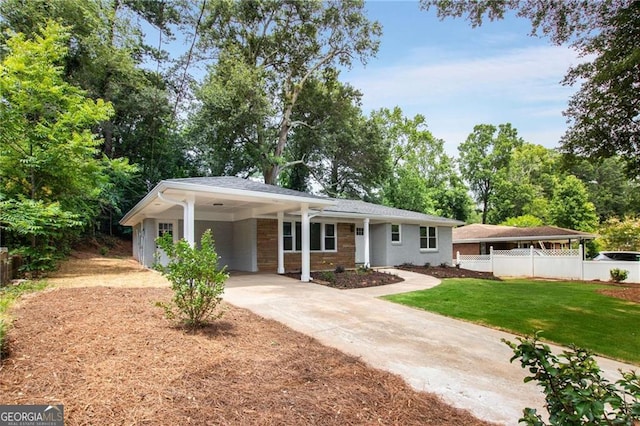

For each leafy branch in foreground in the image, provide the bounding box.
[154,230,228,329]
[503,333,640,425]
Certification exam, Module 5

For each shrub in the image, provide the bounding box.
[503,333,640,425]
[423,262,431,268]
[154,230,228,329]
[610,268,629,283]
[318,270,336,284]
[334,265,345,273]
[357,264,372,274]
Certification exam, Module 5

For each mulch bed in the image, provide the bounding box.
[597,285,640,304]
[286,269,404,289]
[396,265,500,280]
[1,285,493,425]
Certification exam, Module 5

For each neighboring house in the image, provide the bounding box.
[453,223,596,255]
[119,177,463,281]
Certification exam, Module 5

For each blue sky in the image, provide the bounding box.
[150,1,584,157]
[342,1,584,156]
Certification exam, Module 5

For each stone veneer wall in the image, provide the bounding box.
[256,219,355,272]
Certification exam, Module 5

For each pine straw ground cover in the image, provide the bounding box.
[0,254,493,425]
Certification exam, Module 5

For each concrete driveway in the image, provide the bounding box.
[224,269,636,425]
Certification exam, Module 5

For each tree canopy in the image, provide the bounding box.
[191,0,382,184]
[421,0,640,177]
[0,0,188,231]
[0,21,134,270]
[458,123,523,224]
[2,0,640,274]
[378,107,475,221]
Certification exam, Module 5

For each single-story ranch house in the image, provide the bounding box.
[120,177,463,281]
[453,223,596,255]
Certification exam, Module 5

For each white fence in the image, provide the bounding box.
[454,254,492,272]
[455,246,640,283]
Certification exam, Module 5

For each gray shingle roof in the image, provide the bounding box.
[165,176,328,200]
[327,199,462,224]
[163,177,461,224]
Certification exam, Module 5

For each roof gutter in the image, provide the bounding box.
[454,234,597,243]
[320,211,464,226]
[157,191,187,210]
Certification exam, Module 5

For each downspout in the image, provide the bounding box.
[157,191,194,246]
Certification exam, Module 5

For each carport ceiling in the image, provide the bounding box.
[151,188,312,221]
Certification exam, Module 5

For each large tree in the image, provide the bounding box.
[597,216,640,251]
[0,22,133,270]
[192,0,381,184]
[0,0,185,204]
[561,3,640,176]
[458,123,524,223]
[489,144,560,224]
[281,75,391,199]
[421,0,640,177]
[549,175,599,232]
[378,107,475,221]
[564,156,640,221]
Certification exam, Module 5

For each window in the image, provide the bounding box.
[310,223,322,251]
[295,222,302,252]
[324,224,336,251]
[283,222,293,251]
[158,222,173,237]
[355,227,364,236]
[391,224,401,243]
[282,221,337,252]
[420,226,437,250]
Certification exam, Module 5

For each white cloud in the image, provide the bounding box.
[347,45,582,107]
[343,44,584,154]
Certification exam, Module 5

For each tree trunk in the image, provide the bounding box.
[481,198,489,224]
[263,165,279,185]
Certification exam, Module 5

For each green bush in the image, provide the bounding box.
[357,265,372,274]
[154,230,228,329]
[610,268,629,283]
[503,333,640,425]
[318,270,336,284]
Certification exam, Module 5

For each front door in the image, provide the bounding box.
[355,226,365,264]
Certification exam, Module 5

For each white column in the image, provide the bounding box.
[185,194,195,246]
[277,211,285,274]
[301,203,310,282]
[363,218,370,268]
[579,244,584,281]
[529,245,535,277]
[490,246,494,273]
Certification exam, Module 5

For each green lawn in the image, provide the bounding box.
[383,278,640,365]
